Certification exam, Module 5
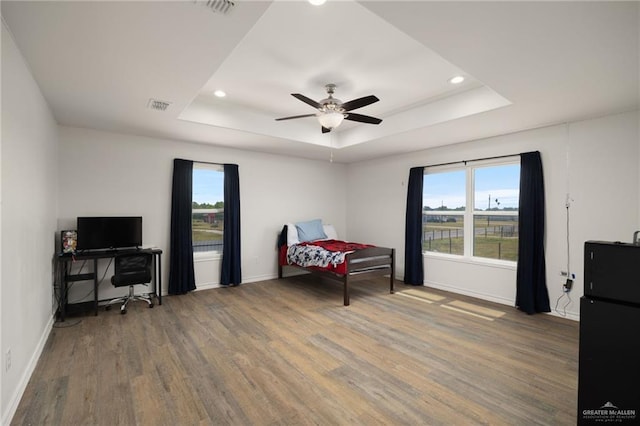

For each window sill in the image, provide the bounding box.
[193,251,222,261]
[423,251,516,270]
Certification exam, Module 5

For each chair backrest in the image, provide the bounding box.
[111,252,153,287]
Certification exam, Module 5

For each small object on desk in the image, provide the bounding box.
[61,230,77,254]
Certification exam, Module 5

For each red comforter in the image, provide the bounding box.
[279,239,374,275]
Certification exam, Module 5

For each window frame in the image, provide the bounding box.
[192,162,224,257]
[423,157,520,265]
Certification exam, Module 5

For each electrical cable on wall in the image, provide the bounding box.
[565,193,572,283]
[554,199,574,316]
[554,289,572,317]
[555,123,574,316]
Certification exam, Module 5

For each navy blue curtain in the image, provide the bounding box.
[169,159,196,295]
[516,151,550,314]
[221,164,242,286]
[404,167,424,285]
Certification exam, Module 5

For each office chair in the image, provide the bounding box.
[105,252,154,314]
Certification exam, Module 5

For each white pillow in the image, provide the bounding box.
[286,223,300,246]
[323,224,338,240]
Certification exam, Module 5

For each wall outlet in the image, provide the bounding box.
[5,349,11,372]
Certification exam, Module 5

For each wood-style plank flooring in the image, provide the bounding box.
[12,275,579,425]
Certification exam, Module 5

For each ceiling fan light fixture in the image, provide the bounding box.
[318,112,344,129]
[275,84,381,133]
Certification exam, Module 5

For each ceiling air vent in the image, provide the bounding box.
[147,99,172,112]
[196,0,236,15]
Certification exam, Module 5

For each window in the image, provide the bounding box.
[423,160,520,262]
[422,169,466,255]
[192,163,224,253]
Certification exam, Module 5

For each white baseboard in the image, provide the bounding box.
[424,280,580,321]
[193,273,277,292]
[2,314,55,426]
[425,280,514,306]
[242,273,278,283]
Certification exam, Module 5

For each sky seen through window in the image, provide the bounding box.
[193,167,224,205]
[424,164,520,210]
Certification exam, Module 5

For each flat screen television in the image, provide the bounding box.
[76,216,142,251]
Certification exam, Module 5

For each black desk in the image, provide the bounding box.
[57,248,162,321]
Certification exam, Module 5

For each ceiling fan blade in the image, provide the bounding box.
[344,113,382,125]
[292,93,322,109]
[275,113,317,121]
[322,126,331,133]
[341,95,379,111]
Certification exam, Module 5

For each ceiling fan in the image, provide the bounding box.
[275,84,382,133]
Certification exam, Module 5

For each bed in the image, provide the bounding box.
[277,220,395,306]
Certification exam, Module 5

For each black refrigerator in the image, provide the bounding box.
[578,241,640,425]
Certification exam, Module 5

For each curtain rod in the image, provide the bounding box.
[422,152,530,169]
[175,158,224,166]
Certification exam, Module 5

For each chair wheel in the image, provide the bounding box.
[105,305,111,311]
[120,309,127,315]
[149,303,154,308]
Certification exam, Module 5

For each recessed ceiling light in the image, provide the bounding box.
[308,0,326,5]
[214,90,226,98]
[449,75,465,85]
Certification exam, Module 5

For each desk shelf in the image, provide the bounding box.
[64,301,97,316]
[65,273,96,282]
[62,267,98,319]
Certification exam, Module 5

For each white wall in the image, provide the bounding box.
[1,13,637,422]
[1,23,59,424]
[57,126,348,300]
[347,110,639,320]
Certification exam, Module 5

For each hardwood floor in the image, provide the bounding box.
[12,275,579,425]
